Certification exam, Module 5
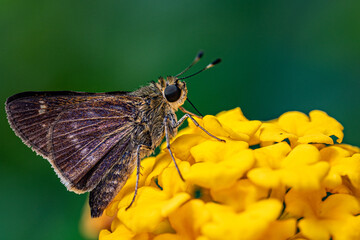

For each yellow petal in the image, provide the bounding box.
[216,107,248,122]
[190,139,248,163]
[203,115,247,140]
[249,145,329,190]
[299,219,330,240]
[280,144,329,190]
[168,199,210,240]
[153,234,183,240]
[159,161,190,196]
[259,123,298,146]
[282,162,329,190]
[215,109,262,142]
[99,223,135,240]
[186,149,254,190]
[171,134,209,161]
[254,142,291,168]
[282,144,320,166]
[259,219,297,240]
[276,110,344,145]
[320,145,352,162]
[247,168,282,188]
[308,110,344,143]
[297,133,334,144]
[330,154,360,189]
[210,179,268,211]
[202,199,283,240]
[321,194,360,218]
[285,188,326,218]
[329,216,360,240]
[321,146,354,189]
[160,193,192,217]
[224,120,262,139]
[152,219,174,235]
[338,144,360,154]
[145,152,172,186]
[278,111,310,136]
[300,216,360,240]
[188,114,250,141]
[297,194,360,240]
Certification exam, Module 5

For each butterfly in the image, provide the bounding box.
[5,51,222,217]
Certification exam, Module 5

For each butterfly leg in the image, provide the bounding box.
[179,106,202,118]
[164,116,185,181]
[176,114,225,142]
[125,145,141,210]
[125,143,151,210]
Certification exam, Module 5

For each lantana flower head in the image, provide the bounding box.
[82,107,359,240]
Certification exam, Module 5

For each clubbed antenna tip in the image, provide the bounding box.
[196,51,204,60]
[206,58,222,69]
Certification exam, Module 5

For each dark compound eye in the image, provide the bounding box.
[164,84,181,102]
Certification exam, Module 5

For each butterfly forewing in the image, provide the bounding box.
[6,91,142,192]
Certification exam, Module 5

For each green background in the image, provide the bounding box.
[1,1,359,239]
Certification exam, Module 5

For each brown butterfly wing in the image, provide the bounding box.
[6,91,142,192]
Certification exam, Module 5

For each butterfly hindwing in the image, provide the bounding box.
[89,149,136,217]
[6,91,142,192]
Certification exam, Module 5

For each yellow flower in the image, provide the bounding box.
[82,108,360,240]
[285,189,360,240]
[201,199,286,240]
[321,146,360,190]
[248,143,330,190]
[260,110,344,147]
[186,144,254,190]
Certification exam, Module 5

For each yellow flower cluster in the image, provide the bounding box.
[98,108,360,240]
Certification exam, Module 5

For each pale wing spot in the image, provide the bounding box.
[110,179,118,185]
[80,148,88,156]
[68,134,79,143]
[38,104,47,114]
[87,111,95,117]
[104,186,115,192]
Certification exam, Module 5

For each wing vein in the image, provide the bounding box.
[67,132,121,173]
[53,137,99,163]
[57,116,126,123]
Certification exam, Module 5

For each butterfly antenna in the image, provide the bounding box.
[177,58,221,80]
[175,51,204,77]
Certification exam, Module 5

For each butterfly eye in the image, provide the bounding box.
[164,84,181,102]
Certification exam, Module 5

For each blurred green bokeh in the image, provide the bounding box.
[1,1,359,240]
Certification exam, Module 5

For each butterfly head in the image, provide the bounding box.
[157,76,188,110]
